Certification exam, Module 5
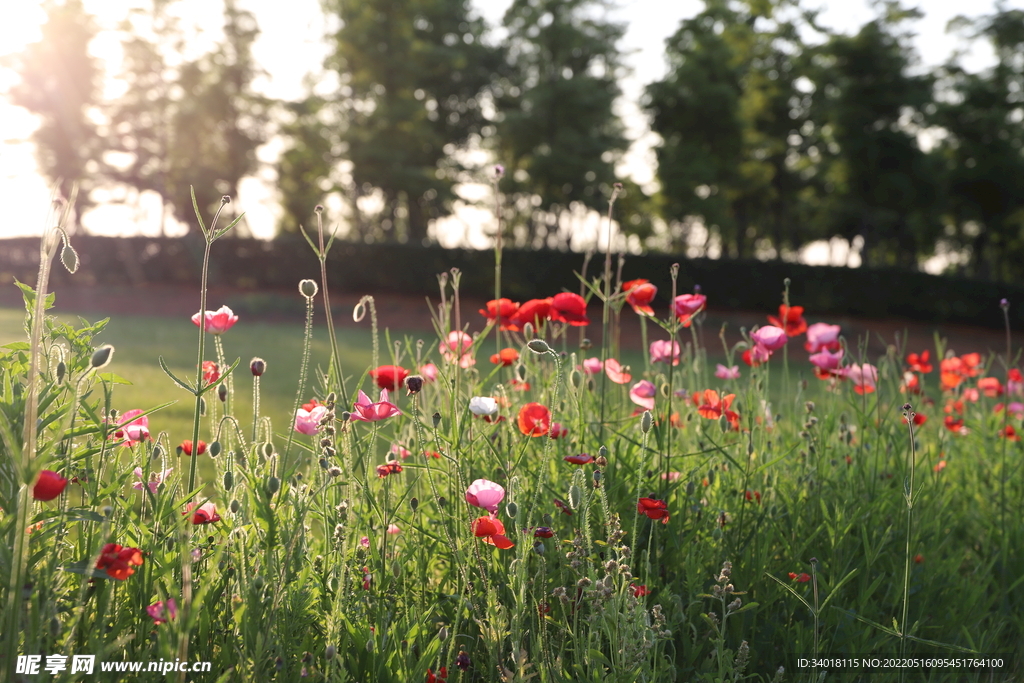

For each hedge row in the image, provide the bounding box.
[1,235,1021,329]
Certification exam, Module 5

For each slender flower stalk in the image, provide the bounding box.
[492,165,504,361]
[311,206,349,407]
[283,280,318,466]
[899,402,918,663]
[598,184,623,441]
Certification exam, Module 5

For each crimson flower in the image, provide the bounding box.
[191,305,238,334]
[631,584,651,597]
[553,498,573,516]
[788,572,811,583]
[673,293,706,327]
[426,667,449,683]
[564,454,594,465]
[767,305,808,337]
[350,389,402,422]
[623,279,657,316]
[510,298,552,329]
[637,497,670,522]
[744,490,762,504]
[202,361,220,386]
[902,413,927,426]
[180,440,207,456]
[490,348,519,366]
[943,415,967,434]
[371,365,410,392]
[548,422,568,439]
[147,599,178,625]
[376,460,403,478]
[455,651,471,671]
[480,298,520,330]
[978,377,1003,398]
[183,502,221,524]
[33,469,68,501]
[1000,425,1020,442]
[533,527,554,538]
[96,543,144,580]
[549,292,589,326]
[472,515,514,549]
[517,402,551,437]
[906,350,933,374]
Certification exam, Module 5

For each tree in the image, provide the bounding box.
[320,0,503,243]
[644,0,813,259]
[930,8,1024,281]
[805,2,941,269]
[494,0,630,248]
[275,95,335,234]
[9,0,102,217]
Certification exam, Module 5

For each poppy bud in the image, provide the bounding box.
[218,383,228,402]
[568,484,582,509]
[527,339,551,354]
[153,445,163,459]
[533,541,545,555]
[299,279,318,299]
[319,457,329,470]
[223,471,233,489]
[570,369,582,388]
[90,344,114,369]
[595,456,607,467]
[250,357,266,377]
[229,499,240,513]
[209,441,221,457]
[325,645,336,659]
[262,442,274,458]
[56,361,66,383]
[523,322,534,339]
[339,410,351,422]
[405,375,424,395]
[1000,298,1009,310]
[580,338,592,350]
[640,411,653,433]
[505,502,518,518]
[515,364,527,381]
[328,466,342,477]
[199,397,206,416]
[719,414,729,432]
[267,477,280,495]
[432,412,442,428]
[410,497,419,512]
[438,625,449,641]
[593,471,602,486]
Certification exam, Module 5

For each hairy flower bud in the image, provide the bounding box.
[299,279,318,299]
[527,339,551,354]
[250,357,266,377]
[90,344,114,369]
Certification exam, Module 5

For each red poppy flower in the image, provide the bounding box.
[490,348,520,366]
[553,498,573,516]
[202,361,220,386]
[1000,425,1020,442]
[788,572,811,583]
[637,497,670,522]
[517,402,551,437]
[180,440,207,456]
[533,527,554,538]
[767,305,808,337]
[371,365,410,392]
[564,454,594,465]
[901,413,927,426]
[741,348,762,367]
[548,292,589,326]
[692,390,740,430]
[744,490,762,504]
[424,450,442,459]
[376,460,403,477]
[426,667,449,683]
[510,298,553,330]
[978,377,1003,398]
[480,298,520,331]
[900,372,921,394]
[183,502,221,524]
[96,543,144,581]
[472,515,514,549]
[33,469,68,501]
[961,353,982,377]
[906,351,933,374]
[631,584,651,597]
[943,415,967,434]
[301,398,321,412]
[623,279,657,316]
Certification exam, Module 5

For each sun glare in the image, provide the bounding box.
[0,2,45,59]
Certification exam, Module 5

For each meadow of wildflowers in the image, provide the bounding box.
[2,190,1023,682]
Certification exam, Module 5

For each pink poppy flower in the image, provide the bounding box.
[809,348,844,374]
[110,409,150,447]
[804,323,841,353]
[386,524,401,535]
[845,364,878,395]
[581,357,603,375]
[548,422,568,439]
[715,364,740,380]
[465,479,506,513]
[673,293,707,325]
[604,358,632,384]
[750,326,788,352]
[350,389,402,422]
[390,443,412,459]
[191,305,238,334]
[294,404,328,435]
[132,467,173,495]
[420,362,439,382]
[650,340,680,365]
[359,536,370,548]
[183,502,221,525]
[147,599,178,625]
[629,380,657,410]
[439,331,475,368]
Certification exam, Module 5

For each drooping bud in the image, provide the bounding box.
[505,501,518,518]
[267,476,280,495]
[299,279,319,299]
[527,339,551,354]
[90,345,114,369]
[56,361,66,383]
[218,383,228,402]
[209,441,222,457]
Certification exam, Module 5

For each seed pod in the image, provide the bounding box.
[223,471,233,490]
[267,477,280,495]
[410,497,419,512]
[325,645,336,660]
[405,375,424,395]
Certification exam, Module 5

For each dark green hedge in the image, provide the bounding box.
[1,235,1020,329]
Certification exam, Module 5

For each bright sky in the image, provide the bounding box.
[0,0,1002,267]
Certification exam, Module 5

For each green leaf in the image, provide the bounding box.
[212,212,245,241]
[57,227,79,273]
[190,186,207,233]
[1,342,31,351]
[95,373,132,386]
[764,571,812,612]
[158,356,196,395]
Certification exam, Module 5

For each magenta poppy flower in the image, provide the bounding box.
[673,294,707,326]
[465,479,506,513]
[387,524,401,535]
[147,599,178,625]
[581,357,603,375]
[629,380,656,410]
[191,305,238,334]
[650,340,680,365]
[751,326,788,351]
[294,404,328,434]
[804,323,841,353]
[420,362,439,382]
[845,363,878,395]
[604,358,632,384]
[132,467,173,495]
[715,364,740,380]
[809,348,844,373]
[439,331,475,368]
[109,409,150,447]
[350,389,402,422]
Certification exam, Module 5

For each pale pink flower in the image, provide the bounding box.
[469,396,499,416]
[962,388,979,402]
[809,348,844,373]
[804,323,841,353]
[360,536,370,548]
[350,389,402,422]
[146,599,178,625]
[386,524,401,535]
[604,358,632,384]
[439,331,475,368]
[110,409,150,447]
[419,362,439,382]
[465,479,506,513]
[747,344,771,364]
[581,357,603,375]
[845,364,878,394]
[629,380,657,410]
[750,326,788,352]
[661,471,682,482]
[294,404,328,435]
[715,364,740,380]
[390,443,412,459]
[191,305,238,334]
[650,340,681,365]
[132,467,173,495]
[1008,402,1024,418]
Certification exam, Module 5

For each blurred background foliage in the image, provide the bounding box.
[5,0,1024,281]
